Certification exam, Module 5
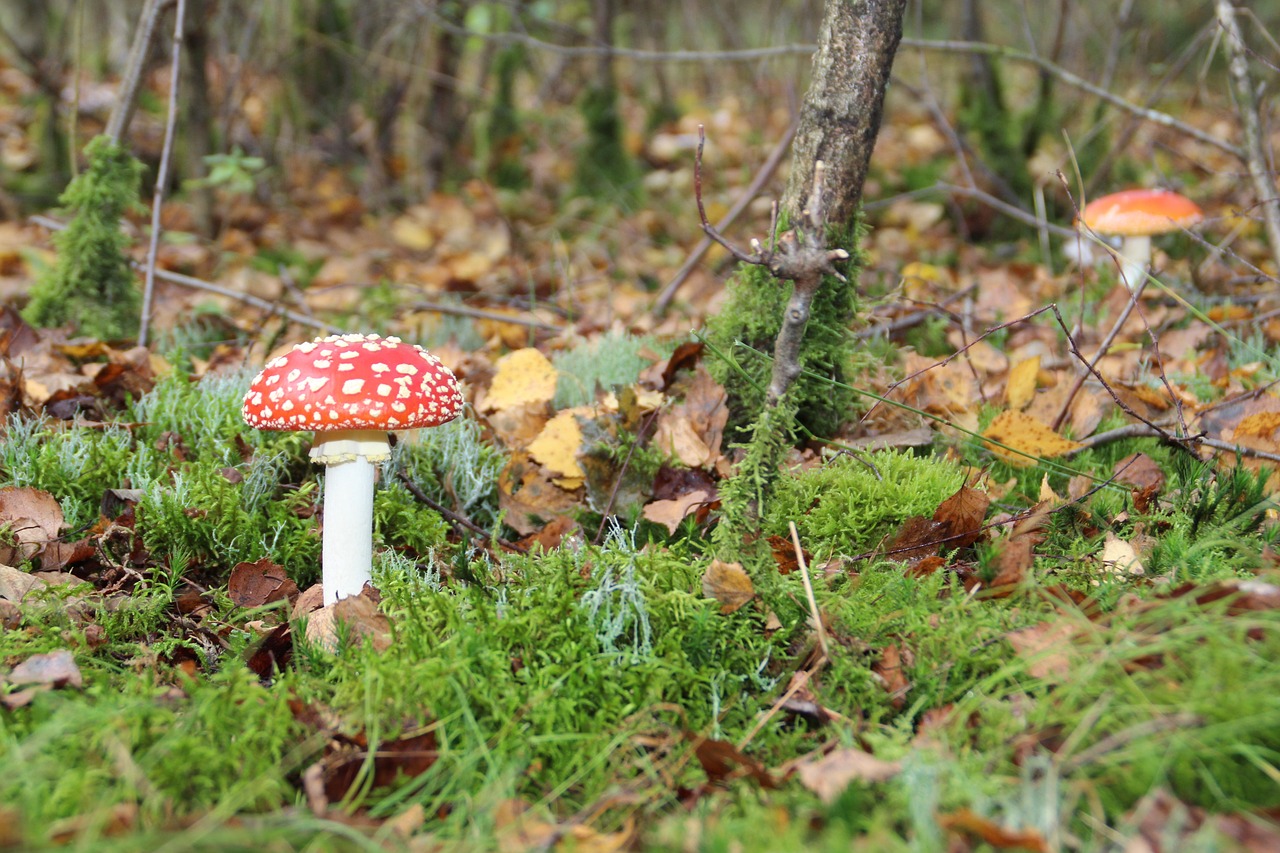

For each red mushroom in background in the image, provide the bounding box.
[1078,189,1204,291]
[243,333,463,605]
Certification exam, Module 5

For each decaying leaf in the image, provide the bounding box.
[1006,620,1082,680]
[483,348,558,412]
[872,643,912,708]
[933,485,990,550]
[686,733,777,788]
[1100,531,1145,576]
[701,559,755,614]
[795,747,902,804]
[1005,355,1040,411]
[982,411,1083,468]
[642,489,715,534]
[938,808,1049,852]
[527,409,586,484]
[7,648,83,689]
[0,486,64,564]
[228,558,299,608]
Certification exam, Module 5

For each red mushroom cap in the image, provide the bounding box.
[242,333,463,431]
[1079,189,1203,237]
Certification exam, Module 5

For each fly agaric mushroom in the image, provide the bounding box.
[1078,189,1203,291]
[242,333,463,605]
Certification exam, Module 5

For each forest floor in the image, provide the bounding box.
[2,64,1280,852]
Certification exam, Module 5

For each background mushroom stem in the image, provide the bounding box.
[320,456,377,604]
[1116,234,1151,291]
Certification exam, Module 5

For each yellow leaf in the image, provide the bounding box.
[391,215,435,251]
[483,348,558,412]
[701,559,755,614]
[1005,355,1041,411]
[982,411,1083,468]
[527,410,585,479]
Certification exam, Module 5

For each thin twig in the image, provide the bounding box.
[396,471,528,555]
[408,300,563,332]
[105,0,174,145]
[1216,0,1280,270]
[790,521,828,661]
[654,121,798,315]
[900,37,1242,159]
[139,0,187,348]
[31,215,336,334]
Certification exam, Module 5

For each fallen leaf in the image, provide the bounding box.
[701,559,755,614]
[686,734,777,788]
[1005,355,1040,410]
[873,643,911,708]
[0,486,64,563]
[795,747,902,804]
[1006,620,1082,680]
[938,808,1049,852]
[642,489,715,534]
[933,484,990,549]
[1101,532,1145,576]
[982,411,1083,467]
[7,648,82,689]
[228,558,299,608]
[527,410,586,480]
[483,348,558,412]
[1113,452,1165,493]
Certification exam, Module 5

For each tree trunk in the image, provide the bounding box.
[782,0,907,229]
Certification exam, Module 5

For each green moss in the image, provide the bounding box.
[768,451,965,558]
[23,135,145,340]
[704,230,863,440]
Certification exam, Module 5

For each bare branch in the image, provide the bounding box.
[139,0,187,348]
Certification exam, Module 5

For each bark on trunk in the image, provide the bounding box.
[782,0,908,229]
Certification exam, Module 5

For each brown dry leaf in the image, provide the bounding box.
[497,452,579,536]
[0,563,45,603]
[1101,532,1145,576]
[228,558,299,608]
[795,748,902,804]
[687,734,777,788]
[304,592,392,653]
[1113,452,1165,493]
[873,643,911,708]
[938,808,1049,852]
[701,559,755,614]
[652,413,714,468]
[486,401,551,450]
[482,348,558,412]
[983,411,1083,468]
[1039,474,1063,504]
[934,484,990,550]
[642,489,715,535]
[527,410,586,482]
[902,353,979,418]
[0,486,64,564]
[886,515,944,563]
[1005,355,1040,410]
[516,515,579,553]
[1006,620,1082,680]
[7,648,82,689]
[985,503,1053,591]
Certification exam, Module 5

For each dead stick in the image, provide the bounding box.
[654,121,798,315]
[139,0,187,348]
[396,471,527,555]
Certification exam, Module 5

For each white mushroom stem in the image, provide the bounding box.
[310,429,391,605]
[1116,235,1152,292]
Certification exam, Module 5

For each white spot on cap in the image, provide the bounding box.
[342,378,365,395]
[338,364,355,372]
[286,369,301,382]
[305,377,329,392]
[340,350,359,359]
[377,384,391,397]
[396,364,419,375]
[372,363,390,373]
